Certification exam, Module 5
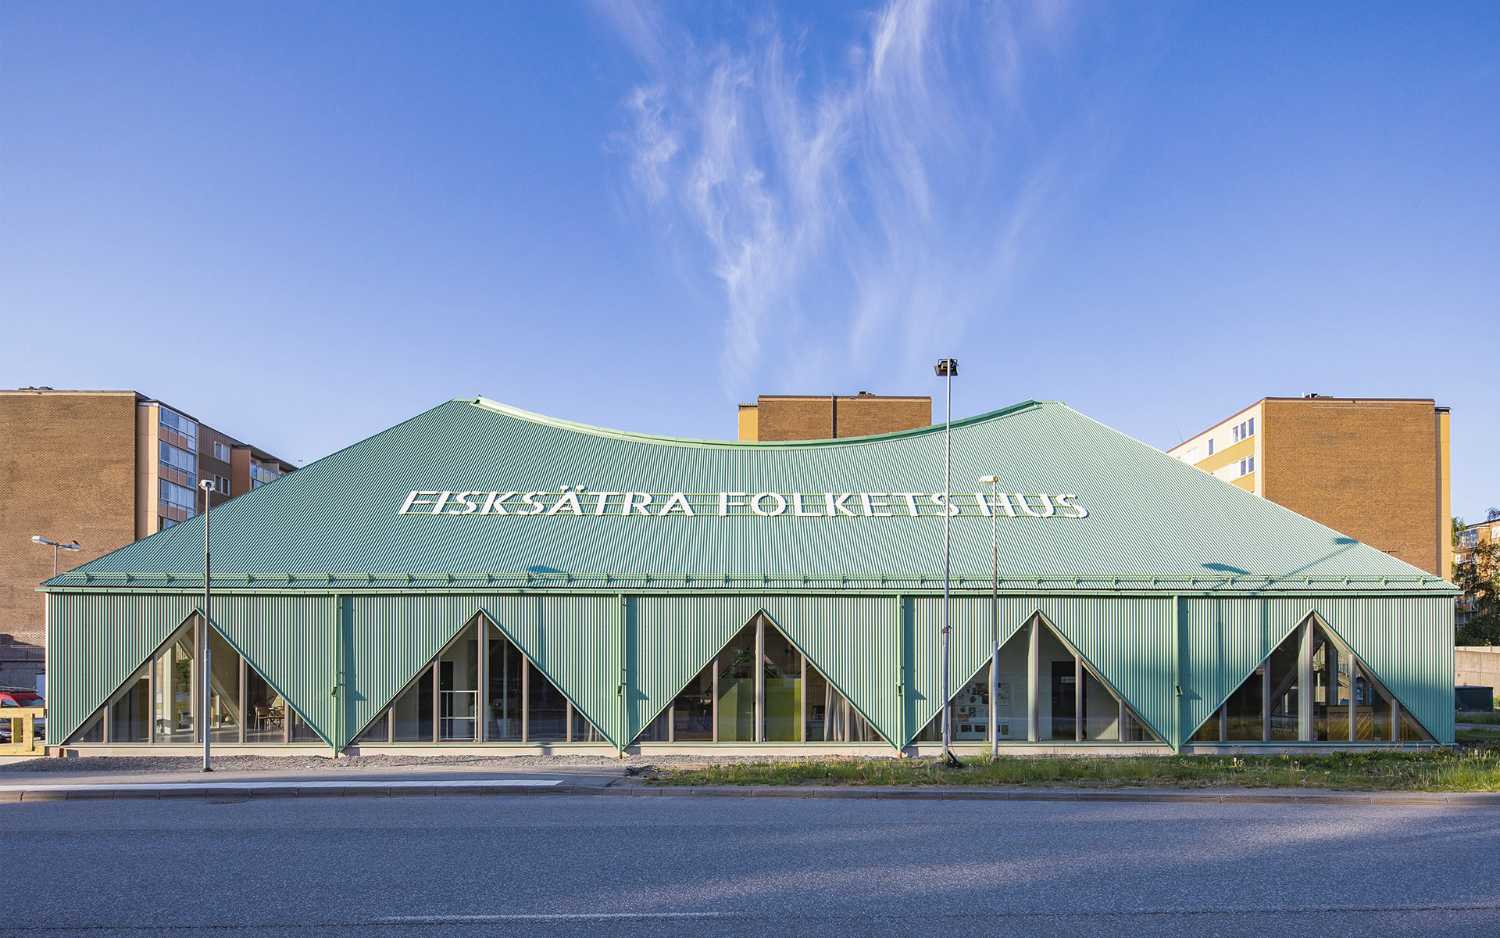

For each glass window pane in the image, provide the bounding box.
[762,629,801,742]
[487,627,523,741]
[994,628,1030,743]
[438,625,478,742]
[1190,711,1220,743]
[670,667,713,741]
[1266,628,1301,740]
[806,666,878,742]
[1355,665,1394,741]
[73,713,103,743]
[109,670,151,742]
[244,667,287,742]
[715,627,756,742]
[393,668,434,742]
[571,707,606,743]
[356,714,390,745]
[154,630,195,743]
[1399,710,1433,742]
[290,711,320,742]
[526,661,568,742]
[635,709,670,742]
[1311,628,1353,741]
[949,665,990,741]
[207,630,241,743]
[1082,668,1119,741]
[1039,629,1076,741]
[1121,710,1156,742]
[1224,666,1265,741]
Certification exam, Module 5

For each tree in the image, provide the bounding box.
[1454,516,1500,645]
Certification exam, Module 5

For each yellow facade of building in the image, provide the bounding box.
[1167,396,1452,580]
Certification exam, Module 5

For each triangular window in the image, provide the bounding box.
[632,613,880,745]
[916,615,1160,744]
[1191,617,1433,744]
[353,615,606,745]
[66,615,317,745]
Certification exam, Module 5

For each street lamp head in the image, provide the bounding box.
[933,358,958,377]
[979,475,1000,484]
[198,479,216,493]
[61,541,81,551]
[31,535,52,546]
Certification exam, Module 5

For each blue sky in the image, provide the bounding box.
[3,2,1497,519]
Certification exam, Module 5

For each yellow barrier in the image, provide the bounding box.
[0,707,44,756]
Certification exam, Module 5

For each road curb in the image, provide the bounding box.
[3,779,1499,806]
[602,784,1500,807]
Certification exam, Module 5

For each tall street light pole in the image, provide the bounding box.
[32,536,80,702]
[933,358,958,766]
[979,475,1000,759]
[31,535,81,577]
[199,479,216,773]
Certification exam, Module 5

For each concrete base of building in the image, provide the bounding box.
[47,744,335,759]
[909,742,1173,758]
[45,741,1453,761]
[1180,742,1446,754]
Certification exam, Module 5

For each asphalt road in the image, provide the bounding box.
[5,793,1499,937]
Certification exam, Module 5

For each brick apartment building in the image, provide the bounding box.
[1168,395,1452,579]
[0,388,296,688]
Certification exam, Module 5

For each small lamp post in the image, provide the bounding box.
[933,358,958,766]
[979,475,1000,759]
[198,479,216,773]
[31,535,81,577]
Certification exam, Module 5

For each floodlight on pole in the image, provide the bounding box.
[980,475,1000,759]
[933,358,958,767]
[32,535,81,577]
[199,478,216,773]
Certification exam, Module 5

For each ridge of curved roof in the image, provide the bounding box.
[463,396,1048,448]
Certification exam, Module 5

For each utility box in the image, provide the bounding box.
[1455,685,1494,713]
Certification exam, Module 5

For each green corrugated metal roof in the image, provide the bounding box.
[45,397,1455,593]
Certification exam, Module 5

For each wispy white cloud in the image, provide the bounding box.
[599,0,1099,397]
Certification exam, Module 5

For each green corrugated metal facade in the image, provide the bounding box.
[43,398,1458,750]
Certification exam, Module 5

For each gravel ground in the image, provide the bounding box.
[0,751,898,775]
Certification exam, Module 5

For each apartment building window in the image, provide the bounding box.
[158,407,200,517]
[1238,456,1255,477]
[159,407,198,450]
[213,441,231,462]
[218,475,231,496]
[1231,417,1256,443]
[250,461,281,489]
[1206,438,1214,456]
[159,440,196,474]
[160,479,197,512]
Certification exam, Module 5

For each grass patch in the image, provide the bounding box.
[648,748,1500,792]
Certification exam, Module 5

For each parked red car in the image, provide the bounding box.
[0,689,44,742]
